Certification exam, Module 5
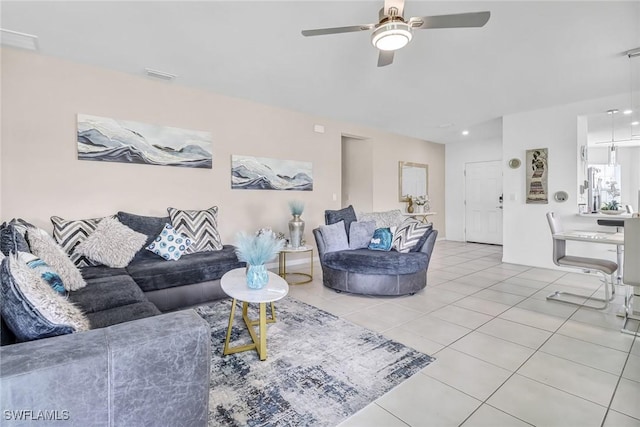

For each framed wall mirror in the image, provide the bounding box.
[398,161,428,202]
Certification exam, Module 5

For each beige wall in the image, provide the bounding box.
[1,48,445,246]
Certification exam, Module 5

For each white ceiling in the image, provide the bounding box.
[1,1,639,144]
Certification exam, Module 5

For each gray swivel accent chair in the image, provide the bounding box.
[546,212,617,310]
[621,217,640,336]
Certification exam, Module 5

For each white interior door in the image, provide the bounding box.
[465,161,503,245]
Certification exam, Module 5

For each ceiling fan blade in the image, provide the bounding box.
[383,0,405,18]
[409,11,490,29]
[377,50,394,67]
[301,24,375,37]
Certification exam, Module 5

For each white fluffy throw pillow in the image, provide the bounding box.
[26,228,87,291]
[75,217,147,268]
[5,253,89,333]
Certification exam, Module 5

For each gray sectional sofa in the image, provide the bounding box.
[0,212,245,426]
[313,206,437,296]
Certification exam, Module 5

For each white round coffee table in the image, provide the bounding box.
[220,268,288,361]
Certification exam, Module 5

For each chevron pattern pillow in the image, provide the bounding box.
[392,219,432,253]
[167,206,223,253]
[51,216,108,267]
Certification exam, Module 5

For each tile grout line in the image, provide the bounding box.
[455,311,587,426]
[601,328,640,426]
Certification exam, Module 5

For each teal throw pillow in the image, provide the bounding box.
[368,228,393,251]
[146,223,192,261]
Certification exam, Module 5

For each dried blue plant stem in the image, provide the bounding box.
[234,232,285,265]
[288,200,305,216]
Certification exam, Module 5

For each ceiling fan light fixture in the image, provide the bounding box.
[371,22,412,51]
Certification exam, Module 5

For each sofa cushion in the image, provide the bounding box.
[393,219,433,253]
[319,221,349,253]
[126,245,244,292]
[26,228,87,291]
[50,215,108,267]
[80,265,129,280]
[368,228,393,251]
[1,223,30,256]
[0,254,89,342]
[324,205,357,236]
[323,249,428,275]
[75,217,147,268]
[117,211,170,249]
[86,302,161,329]
[7,218,36,236]
[69,274,149,314]
[146,223,192,261]
[168,206,223,253]
[349,221,376,249]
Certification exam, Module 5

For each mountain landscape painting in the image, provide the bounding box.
[77,114,212,169]
[231,155,313,191]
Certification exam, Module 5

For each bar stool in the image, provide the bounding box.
[546,212,618,310]
[621,217,640,336]
[597,218,624,285]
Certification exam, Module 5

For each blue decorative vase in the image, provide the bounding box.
[246,264,269,289]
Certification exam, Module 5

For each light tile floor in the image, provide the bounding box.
[284,240,640,427]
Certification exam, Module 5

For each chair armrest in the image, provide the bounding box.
[313,228,327,259]
[418,229,438,267]
[1,310,210,427]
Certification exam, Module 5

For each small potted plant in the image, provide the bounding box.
[600,200,622,215]
[234,231,284,289]
[413,195,430,213]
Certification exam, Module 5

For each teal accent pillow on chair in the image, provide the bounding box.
[368,228,393,251]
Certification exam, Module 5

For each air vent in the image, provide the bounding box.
[0,29,39,51]
[145,68,177,81]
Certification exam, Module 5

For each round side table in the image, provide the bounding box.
[220,268,288,361]
[278,246,314,285]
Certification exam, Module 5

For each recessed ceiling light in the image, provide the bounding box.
[623,109,633,115]
[632,121,639,126]
[462,130,470,136]
[0,28,39,51]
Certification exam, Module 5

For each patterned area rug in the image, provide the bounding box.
[195,297,434,427]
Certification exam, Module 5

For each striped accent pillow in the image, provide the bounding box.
[167,206,223,253]
[50,215,107,267]
[392,219,432,253]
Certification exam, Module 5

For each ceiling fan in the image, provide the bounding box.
[301,0,490,67]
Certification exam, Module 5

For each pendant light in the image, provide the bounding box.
[628,48,640,141]
[607,109,618,165]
